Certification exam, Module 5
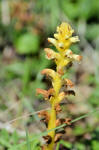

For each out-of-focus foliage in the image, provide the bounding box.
[15,32,40,54]
[0,0,99,149]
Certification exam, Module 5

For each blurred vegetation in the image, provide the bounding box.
[0,0,99,150]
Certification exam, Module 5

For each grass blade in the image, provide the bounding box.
[9,108,99,150]
[26,128,31,150]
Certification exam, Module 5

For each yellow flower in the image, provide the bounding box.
[48,22,80,52]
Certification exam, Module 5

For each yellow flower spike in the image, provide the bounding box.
[48,22,80,52]
[53,22,75,51]
[37,22,82,150]
[56,22,74,38]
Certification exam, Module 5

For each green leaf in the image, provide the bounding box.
[73,126,85,136]
[71,44,81,54]
[0,129,10,141]
[88,86,99,106]
[92,141,99,150]
[78,0,94,19]
[10,131,19,145]
[15,32,40,54]
[75,143,85,150]
[61,0,78,19]
[56,140,72,150]
[32,139,41,150]
[86,24,99,40]
[26,129,31,150]
[6,61,25,76]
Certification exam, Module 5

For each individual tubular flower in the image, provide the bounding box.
[44,48,60,60]
[36,88,54,100]
[65,49,82,61]
[41,69,61,95]
[56,118,71,127]
[36,22,82,150]
[63,78,74,88]
[38,110,50,127]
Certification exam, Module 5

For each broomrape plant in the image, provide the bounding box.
[36,22,82,150]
